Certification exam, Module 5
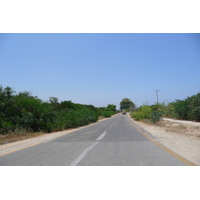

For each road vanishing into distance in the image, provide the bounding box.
[0,114,192,166]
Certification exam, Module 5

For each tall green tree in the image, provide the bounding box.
[120,98,135,111]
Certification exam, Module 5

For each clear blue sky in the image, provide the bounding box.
[0,33,200,108]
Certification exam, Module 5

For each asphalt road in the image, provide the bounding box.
[0,114,189,166]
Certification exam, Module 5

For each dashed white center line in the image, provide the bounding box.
[69,131,106,166]
[96,131,106,141]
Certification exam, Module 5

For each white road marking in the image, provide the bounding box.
[69,131,106,166]
[69,142,98,166]
[96,131,106,141]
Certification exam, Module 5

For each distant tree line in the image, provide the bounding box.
[131,92,200,123]
[0,85,117,135]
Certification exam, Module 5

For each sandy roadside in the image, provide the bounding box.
[128,113,200,166]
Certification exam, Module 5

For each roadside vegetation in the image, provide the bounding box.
[0,85,117,142]
[102,104,117,118]
[131,104,163,123]
[130,92,200,123]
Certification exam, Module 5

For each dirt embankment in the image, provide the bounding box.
[129,114,200,166]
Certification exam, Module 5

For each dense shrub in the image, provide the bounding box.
[131,93,200,123]
[102,111,113,118]
[131,104,163,123]
[172,93,200,121]
[131,105,152,121]
[149,111,163,123]
[102,105,116,118]
[163,102,176,118]
[0,85,112,135]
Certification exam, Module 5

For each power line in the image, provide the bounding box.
[159,56,200,90]
[163,63,200,90]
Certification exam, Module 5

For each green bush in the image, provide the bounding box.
[131,105,152,121]
[131,111,143,121]
[0,120,15,134]
[0,85,117,135]
[0,85,101,135]
[102,111,112,118]
[131,94,200,123]
[164,93,200,122]
[149,111,163,123]
[131,104,163,123]
[101,105,116,118]
[163,102,176,118]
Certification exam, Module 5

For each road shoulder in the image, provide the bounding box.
[128,113,200,166]
[0,117,110,155]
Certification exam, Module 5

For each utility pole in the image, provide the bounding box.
[154,90,160,103]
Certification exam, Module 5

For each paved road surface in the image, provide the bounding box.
[0,114,190,166]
